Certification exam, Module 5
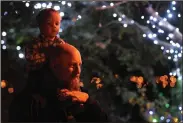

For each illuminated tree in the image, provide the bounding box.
[1,1,182,122]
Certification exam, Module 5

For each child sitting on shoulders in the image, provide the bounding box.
[25,8,65,72]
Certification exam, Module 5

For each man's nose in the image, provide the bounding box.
[75,65,81,75]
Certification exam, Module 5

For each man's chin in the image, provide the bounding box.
[69,77,80,91]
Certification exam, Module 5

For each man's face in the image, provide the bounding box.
[51,50,82,91]
[40,12,61,38]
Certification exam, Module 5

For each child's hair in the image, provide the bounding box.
[36,8,60,26]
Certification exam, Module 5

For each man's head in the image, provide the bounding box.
[47,44,82,91]
[36,8,61,38]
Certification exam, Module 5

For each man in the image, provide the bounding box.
[9,43,109,122]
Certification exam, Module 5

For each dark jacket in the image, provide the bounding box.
[9,66,109,122]
[9,88,109,122]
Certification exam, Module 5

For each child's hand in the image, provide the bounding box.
[58,89,89,103]
[71,91,89,103]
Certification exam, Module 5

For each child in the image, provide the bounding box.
[25,8,65,72]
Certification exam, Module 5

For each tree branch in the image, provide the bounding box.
[113,8,181,49]
[95,1,128,11]
[145,5,182,45]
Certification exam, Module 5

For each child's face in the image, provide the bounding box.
[40,12,61,38]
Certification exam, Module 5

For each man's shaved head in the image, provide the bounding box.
[47,43,79,59]
[47,43,82,91]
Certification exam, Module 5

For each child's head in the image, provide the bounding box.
[36,8,61,38]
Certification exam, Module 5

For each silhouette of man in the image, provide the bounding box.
[9,43,109,122]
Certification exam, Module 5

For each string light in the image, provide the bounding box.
[148,34,153,38]
[158,22,163,26]
[46,5,51,8]
[8,87,14,94]
[1,40,5,44]
[152,119,158,122]
[143,34,146,37]
[161,46,164,50]
[179,106,182,110]
[170,49,174,53]
[172,1,176,5]
[48,2,52,6]
[147,20,150,24]
[175,28,179,31]
[54,6,60,10]
[149,110,153,115]
[141,16,144,19]
[153,18,157,22]
[61,1,66,5]
[163,18,167,21]
[166,119,170,123]
[102,5,106,8]
[16,46,21,50]
[34,3,41,9]
[118,17,122,21]
[59,28,63,32]
[131,20,134,24]
[173,58,178,62]
[158,29,164,33]
[1,80,7,88]
[122,14,125,18]
[150,16,153,20]
[178,53,182,57]
[152,25,156,28]
[168,33,174,38]
[153,34,157,37]
[167,10,170,13]
[4,11,8,16]
[154,40,158,44]
[42,3,47,8]
[25,2,29,7]
[67,2,72,7]
[19,53,24,59]
[37,3,42,9]
[168,56,171,59]
[176,43,180,48]
[166,50,170,53]
[168,13,173,18]
[173,72,176,76]
[178,13,181,17]
[123,24,128,28]
[160,116,165,120]
[2,31,7,36]
[172,7,176,11]
[113,13,117,17]
[60,12,64,17]
[2,45,6,50]
[110,2,114,6]
[78,15,82,19]
[15,10,18,14]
